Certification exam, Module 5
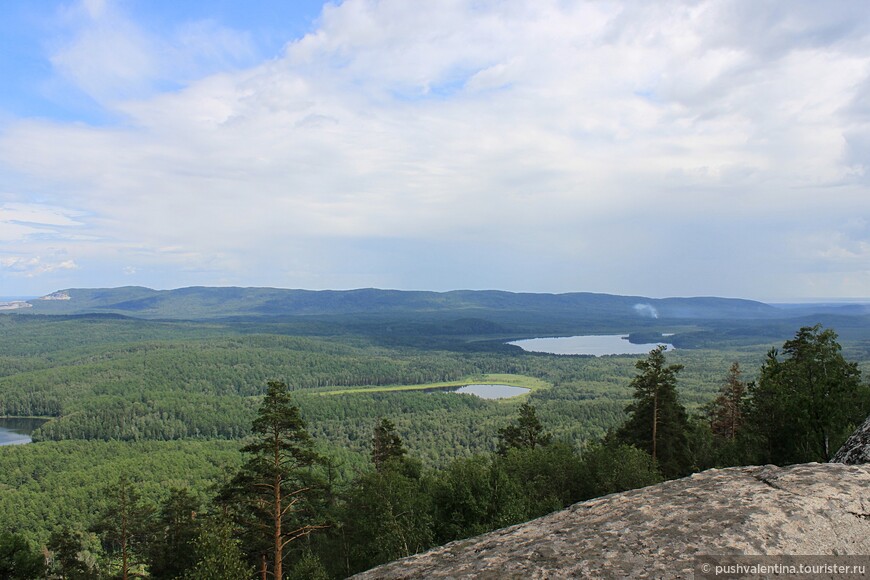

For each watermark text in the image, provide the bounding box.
[696,555,869,579]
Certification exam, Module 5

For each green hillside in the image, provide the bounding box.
[23,286,781,321]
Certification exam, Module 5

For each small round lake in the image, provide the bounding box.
[508,335,673,356]
[432,384,530,399]
[0,418,48,446]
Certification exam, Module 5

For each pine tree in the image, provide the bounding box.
[371,418,407,472]
[497,402,552,455]
[147,488,201,579]
[223,380,326,580]
[93,475,152,580]
[708,362,747,441]
[616,345,689,478]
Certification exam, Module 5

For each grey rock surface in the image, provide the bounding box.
[832,415,870,465]
[352,463,870,579]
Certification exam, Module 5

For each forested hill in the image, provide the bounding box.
[17,286,783,321]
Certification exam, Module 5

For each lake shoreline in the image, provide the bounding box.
[0,417,51,446]
[508,334,673,356]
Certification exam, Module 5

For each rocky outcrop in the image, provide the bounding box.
[38,290,71,301]
[832,415,870,465]
[354,463,870,579]
[355,417,870,579]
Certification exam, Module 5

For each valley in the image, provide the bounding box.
[1,287,869,577]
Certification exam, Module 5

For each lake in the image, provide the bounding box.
[0,418,48,446]
[431,384,530,399]
[508,334,673,356]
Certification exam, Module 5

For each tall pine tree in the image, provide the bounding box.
[93,475,152,580]
[222,381,326,580]
[616,346,690,478]
[708,361,747,441]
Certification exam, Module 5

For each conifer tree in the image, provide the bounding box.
[93,475,152,580]
[147,488,201,579]
[708,362,747,441]
[223,380,326,580]
[371,418,407,472]
[616,346,689,477]
[746,325,868,463]
[497,402,552,455]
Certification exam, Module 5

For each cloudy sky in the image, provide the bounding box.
[1,0,868,300]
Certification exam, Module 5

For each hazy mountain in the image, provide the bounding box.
[21,286,783,321]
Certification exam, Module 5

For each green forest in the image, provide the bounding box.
[1,309,869,578]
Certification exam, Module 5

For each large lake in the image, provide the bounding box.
[430,384,530,399]
[508,334,673,356]
[0,418,48,446]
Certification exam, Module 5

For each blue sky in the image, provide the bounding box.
[1,0,869,300]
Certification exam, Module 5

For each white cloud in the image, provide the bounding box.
[1,0,869,297]
[49,0,255,105]
[0,255,78,277]
[50,1,159,103]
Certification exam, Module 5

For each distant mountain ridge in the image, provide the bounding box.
[19,286,781,321]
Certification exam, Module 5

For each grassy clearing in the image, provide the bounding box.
[316,373,550,397]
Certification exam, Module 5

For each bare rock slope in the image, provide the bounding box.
[832,414,870,465]
[355,420,870,579]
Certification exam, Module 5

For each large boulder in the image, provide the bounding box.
[832,414,870,465]
[352,463,870,579]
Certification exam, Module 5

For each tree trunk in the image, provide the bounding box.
[651,389,658,462]
[274,474,282,580]
[730,402,737,441]
[121,493,129,580]
[122,535,128,580]
[274,428,283,580]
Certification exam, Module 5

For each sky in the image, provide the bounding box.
[1,0,869,301]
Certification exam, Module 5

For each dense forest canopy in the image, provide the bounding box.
[1,289,869,577]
